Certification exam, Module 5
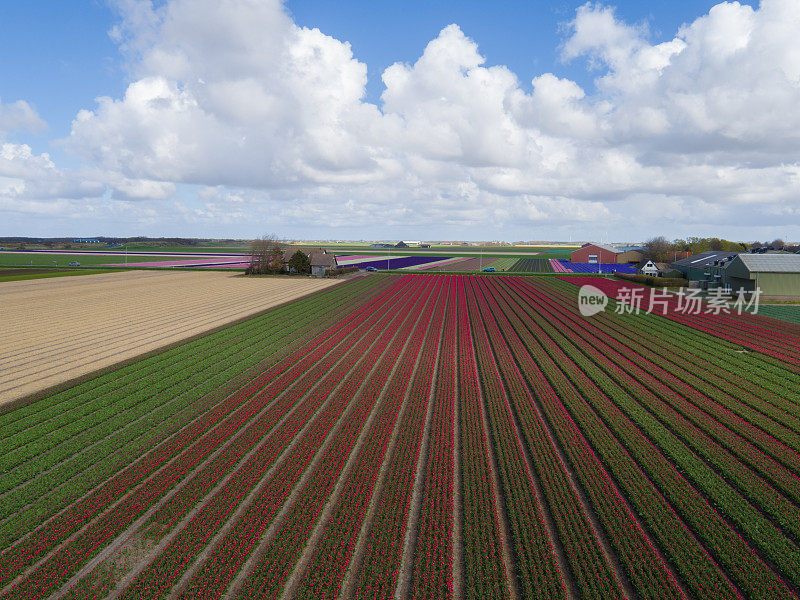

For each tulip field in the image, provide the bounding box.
[2,273,800,600]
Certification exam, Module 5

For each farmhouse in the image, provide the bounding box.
[637,260,673,277]
[723,254,800,298]
[637,260,660,276]
[571,243,643,264]
[309,252,337,277]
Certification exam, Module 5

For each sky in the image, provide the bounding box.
[1,0,799,242]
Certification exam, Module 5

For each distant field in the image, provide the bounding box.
[484,256,519,271]
[2,274,799,600]
[0,270,338,404]
[508,257,554,273]
[0,252,180,267]
[0,268,113,282]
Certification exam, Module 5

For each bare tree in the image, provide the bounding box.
[771,238,785,250]
[643,236,673,262]
[247,234,283,275]
[751,241,763,250]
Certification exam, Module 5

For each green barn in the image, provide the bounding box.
[724,254,800,298]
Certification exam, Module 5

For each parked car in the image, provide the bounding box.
[482,267,495,272]
[365,266,377,272]
[68,261,80,267]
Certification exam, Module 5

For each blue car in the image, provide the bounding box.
[365,266,378,272]
[482,267,495,272]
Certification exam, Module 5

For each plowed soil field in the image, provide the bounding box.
[0,271,338,404]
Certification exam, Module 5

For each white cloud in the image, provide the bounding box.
[0,99,47,135]
[4,0,799,239]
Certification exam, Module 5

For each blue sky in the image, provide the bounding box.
[1,0,798,242]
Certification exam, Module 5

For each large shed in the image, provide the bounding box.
[671,250,740,281]
[571,243,620,264]
[724,254,800,297]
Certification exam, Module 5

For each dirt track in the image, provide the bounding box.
[0,270,338,404]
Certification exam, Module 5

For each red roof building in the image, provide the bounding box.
[571,243,620,264]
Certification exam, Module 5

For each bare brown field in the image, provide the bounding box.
[0,270,338,404]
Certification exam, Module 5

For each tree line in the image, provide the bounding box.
[642,236,795,262]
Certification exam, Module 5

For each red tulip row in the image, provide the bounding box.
[541,278,800,447]
[482,275,737,599]
[471,276,633,600]
[544,278,800,425]
[230,277,437,600]
[462,277,568,600]
[454,276,509,599]
[350,276,451,599]
[544,277,800,406]
[506,276,800,583]
[484,276,695,600]
[409,277,457,600]
[528,278,800,526]
[115,275,433,600]
[292,277,446,600]
[540,279,800,469]
[560,277,800,367]
[516,277,800,483]
[495,275,796,600]
[0,276,414,600]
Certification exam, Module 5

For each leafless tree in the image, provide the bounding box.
[643,236,673,262]
[247,234,284,275]
[771,238,785,250]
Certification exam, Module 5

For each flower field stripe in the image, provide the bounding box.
[453,276,510,600]
[543,277,800,398]
[66,279,426,600]
[549,258,572,273]
[544,277,800,411]
[288,277,445,600]
[517,277,800,494]
[213,277,435,600]
[471,276,636,600]
[487,277,744,600]
[506,277,800,589]
[508,276,800,552]
[559,277,800,367]
[409,277,457,600]
[513,277,800,470]
[463,277,569,600]
[93,276,431,600]
[0,277,414,598]
[414,257,473,270]
[349,280,450,600]
[181,275,440,600]
[498,276,796,600]
[533,278,800,514]
[481,276,693,600]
